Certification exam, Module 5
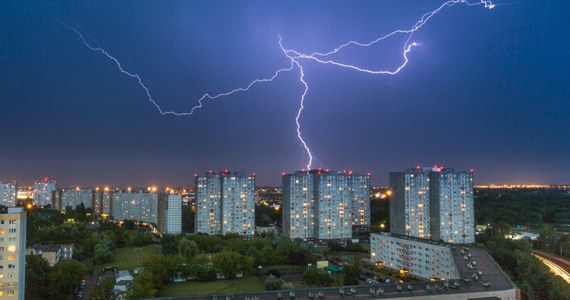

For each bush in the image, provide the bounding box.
[265,275,284,290]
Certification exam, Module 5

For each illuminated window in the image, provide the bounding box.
[7,256,14,261]
[7,246,15,252]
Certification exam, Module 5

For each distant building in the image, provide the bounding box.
[112,190,159,224]
[0,207,27,299]
[282,169,370,241]
[94,187,113,216]
[60,244,73,260]
[390,167,475,244]
[158,194,182,235]
[54,188,94,211]
[195,171,255,236]
[33,179,57,206]
[26,245,61,267]
[0,181,17,207]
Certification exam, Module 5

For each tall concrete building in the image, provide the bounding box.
[55,188,94,211]
[0,181,17,207]
[195,171,255,236]
[93,187,113,217]
[158,193,182,235]
[430,169,475,244]
[390,166,475,243]
[0,207,27,299]
[32,179,56,206]
[282,170,370,241]
[112,190,159,224]
[282,171,315,240]
[221,172,255,236]
[195,172,222,235]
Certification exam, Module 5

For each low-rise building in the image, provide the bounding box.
[26,245,61,267]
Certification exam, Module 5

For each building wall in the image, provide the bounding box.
[0,207,27,299]
[0,182,17,207]
[282,173,314,239]
[195,174,222,235]
[33,181,56,206]
[159,194,182,235]
[390,170,431,239]
[60,189,94,210]
[431,171,475,244]
[94,189,113,216]
[351,175,370,228]
[314,172,352,240]
[370,233,459,280]
[221,173,255,236]
[112,191,158,224]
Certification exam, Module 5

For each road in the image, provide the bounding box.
[533,250,570,284]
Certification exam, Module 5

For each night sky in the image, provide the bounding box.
[1,1,569,187]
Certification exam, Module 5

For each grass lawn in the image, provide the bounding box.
[94,245,159,272]
[160,277,266,297]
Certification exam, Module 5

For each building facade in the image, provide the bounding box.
[195,171,255,236]
[282,170,370,241]
[0,207,27,299]
[282,172,315,239]
[430,170,475,244]
[220,172,255,236]
[195,172,222,235]
[158,194,182,235]
[370,233,460,280]
[32,179,56,206]
[112,190,159,224]
[55,188,94,211]
[0,181,17,207]
[390,167,475,243]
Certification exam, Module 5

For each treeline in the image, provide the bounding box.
[474,189,570,226]
[131,234,318,298]
[482,236,570,300]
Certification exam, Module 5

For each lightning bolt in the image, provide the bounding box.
[63,0,495,170]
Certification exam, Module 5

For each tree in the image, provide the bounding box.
[26,255,51,300]
[49,260,86,299]
[89,277,114,300]
[213,251,243,279]
[178,237,199,261]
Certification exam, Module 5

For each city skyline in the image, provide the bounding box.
[1,1,570,187]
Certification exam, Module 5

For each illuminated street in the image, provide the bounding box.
[534,254,570,284]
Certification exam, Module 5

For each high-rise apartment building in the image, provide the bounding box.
[93,187,113,217]
[390,166,474,243]
[54,188,94,211]
[195,172,222,235]
[112,190,159,224]
[0,181,17,207]
[32,179,56,206]
[430,169,475,244]
[195,171,255,236]
[282,172,315,240]
[0,207,27,299]
[158,194,182,235]
[282,169,370,241]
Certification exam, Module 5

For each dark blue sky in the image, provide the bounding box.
[1,0,569,187]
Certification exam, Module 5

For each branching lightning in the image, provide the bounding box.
[64,0,495,170]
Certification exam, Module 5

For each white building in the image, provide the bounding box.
[112,190,159,224]
[390,167,475,243]
[32,179,56,206]
[430,170,475,244]
[94,188,113,216]
[57,188,94,210]
[0,181,17,207]
[282,172,315,239]
[0,207,27,299]
[195,172,222,235]
[370,233,460,280]
[221,172,255,236]
[195,171,255,236]
[159,194,182,235]
[282,170,370,241]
